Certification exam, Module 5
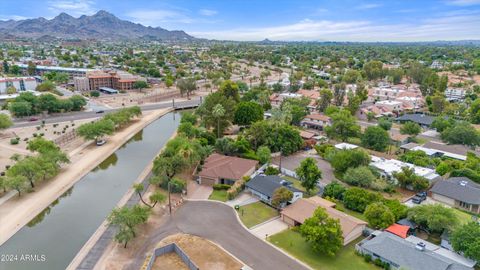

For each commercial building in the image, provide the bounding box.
[17,64,93,79]
[0,77,37,94]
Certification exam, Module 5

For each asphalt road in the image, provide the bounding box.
[126,201,309,270]
[12,98,201,128]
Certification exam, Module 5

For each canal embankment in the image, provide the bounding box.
[0,108,173,246]
[66,130,178,270]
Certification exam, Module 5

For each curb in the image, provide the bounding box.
[184,199,313,270]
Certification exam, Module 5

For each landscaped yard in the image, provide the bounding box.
[334,201,368,222]
[281,175,319,196]
[453,208,475,225]
[237,201,279,228]
[208,190,228,202]
[268,229,379,270]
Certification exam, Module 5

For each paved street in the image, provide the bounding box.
[12,97,201,128]
[126,200,309,270]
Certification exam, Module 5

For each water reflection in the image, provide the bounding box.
[92,153,118,172]
[27,187,74,227]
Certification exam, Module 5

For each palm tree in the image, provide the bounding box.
[212,104,225,138]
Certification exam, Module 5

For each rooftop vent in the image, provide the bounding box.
[415,242,426,251]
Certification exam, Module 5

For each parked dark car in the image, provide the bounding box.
[29,117,38,121]
[412,192,427,204]
[95,110,105,114]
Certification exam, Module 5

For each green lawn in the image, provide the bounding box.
[208,190,228,202]
[268,229,379,270]
[453,208,475,225]
[281,175,319,196]
[238,201,279,228]
[334,201,368,222]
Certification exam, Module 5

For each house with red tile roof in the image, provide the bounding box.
[196,153,258,186]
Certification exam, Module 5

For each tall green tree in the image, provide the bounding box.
[212,104,226,138]
[299,207,343,256]
[177,77,197,98]
[400,122,421,137]
[295,157,322,194]
[451,222,480,261]
[407,204,459,233]
[108,205,151,248]
[271,187,293,208]
[361,126,390,152]
[325,110,360,141]
[317,89,333,112]
[364,202,395,229]
[234,101,264,126]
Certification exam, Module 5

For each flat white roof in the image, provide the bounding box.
[0,90,41,100]
[370,156,439,181]
[17,64,94,73]
[411,146,467,161]
[334,143,359,150]
[377,100,402,105]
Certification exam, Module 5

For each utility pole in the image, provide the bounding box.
[168,181,172,215]
[172,98,175,108]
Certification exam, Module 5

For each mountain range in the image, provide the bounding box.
[0,10,194,41]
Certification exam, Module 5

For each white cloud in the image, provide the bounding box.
[446,0,480,6]
[356,3,383,10]
[199,9,217,16]
[47,0,96,17]
[0,15,29,21]
[127,9,220,26]
[190,13,480,42]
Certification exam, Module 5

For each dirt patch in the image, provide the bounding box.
[152,252,189,270]
[158,234,243,270]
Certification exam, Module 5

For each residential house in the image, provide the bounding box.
[297,89,320,111]
[370,156,441,187]
[445,88,467,102]
[395,113,435,128]
[400,141,479,161]
[281,196,367,245]
[300,113,331,130]
[356,231,475,270]
[196,153,258,186]
[245,175,303,207]
[430,177,480,214]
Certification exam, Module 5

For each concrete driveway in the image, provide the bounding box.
[126,200,308,270]
[272,151,336,184]
[250,217,288,239]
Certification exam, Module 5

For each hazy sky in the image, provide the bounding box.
[1,0,480,41]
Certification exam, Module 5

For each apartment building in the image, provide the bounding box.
[0,77,38,94]
[74,70,143,91]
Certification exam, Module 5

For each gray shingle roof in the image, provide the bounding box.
[396,114,435,126]
[245,175,301,198]
[430,177,480,205]
[359,232,473,270]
